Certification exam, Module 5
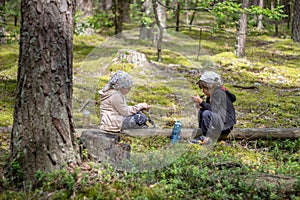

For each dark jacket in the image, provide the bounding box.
[200,86,236,130]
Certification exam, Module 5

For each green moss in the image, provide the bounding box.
[139,48,194,67]
[129,84,174,106]
[120,135,170,153]
[73,34,105,70]
[73,34,104,47]
[107,63,135,72]
[0,43,19,72]
[0,78,16,127]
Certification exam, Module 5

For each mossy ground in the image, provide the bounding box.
[0,13,299,199]
[0,139,299,199]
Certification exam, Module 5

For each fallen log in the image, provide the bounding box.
[1,127,299,140]
[75,128,300,140]
[230,128,300,140]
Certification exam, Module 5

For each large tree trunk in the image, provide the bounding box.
[292,0,300,43]
[235,0,249,58]
[0,0,5,44]
[10,0,80,183]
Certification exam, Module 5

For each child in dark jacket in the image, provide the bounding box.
[189,71,236,144]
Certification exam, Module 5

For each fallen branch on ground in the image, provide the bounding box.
[74,128,300,140]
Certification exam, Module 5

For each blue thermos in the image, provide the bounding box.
[171,120,182,144]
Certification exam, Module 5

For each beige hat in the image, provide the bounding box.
[196,71,222,85]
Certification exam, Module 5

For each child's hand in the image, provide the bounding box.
[191,94,203,104]
[139,103,151,110]
[144,104,151,110]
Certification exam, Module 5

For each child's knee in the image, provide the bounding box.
[135,113,147,125]
[202,110,211,118]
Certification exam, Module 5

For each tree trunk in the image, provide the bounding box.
[235,0,249,57]
[10,0,19,27]
[185,0,189,25]
[0,0,5,44]
[165,0,170,7]
[282,0,291,29]
[292,0,300,42]
[122,0,130,23]
[157,0,166,30]
[189,0,199,30]
[175,0,180,31]
[99,0,113,10]
[139,0,153,40]
[75,0,95,35]
[270,0,279,36]
[76,0,94,16]
[113,0,123,35]
[256,0,264,30]
[10,0,80,183]
[152,0,164,62]
[14,15,17,26]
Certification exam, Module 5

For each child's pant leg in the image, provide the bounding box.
[200,110,223,137]
[122,112,147,130]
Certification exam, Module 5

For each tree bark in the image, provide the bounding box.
[76,0,94,16]
[256,0,264,30]
[189,0,199,30]
[235,0,249,57]
[75,0,95,35]
[157,0,166,30]
[270,0,279,36]
[292,0,300,42]
[10,0,80,183]
[152,0,164,62]
[175,0,180,31]
[229,128,300,140]
[113,0,123,35]
[139,0,152,40]
[99,0,113,10]
[282,0,291,29]
[122,0,130,23]
[0,0,5,44]
[185,0,189,25]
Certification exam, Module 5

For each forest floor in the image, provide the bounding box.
[0,21,300,199]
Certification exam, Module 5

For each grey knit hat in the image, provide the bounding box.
[196,71,222,86]
[99,70,133,94]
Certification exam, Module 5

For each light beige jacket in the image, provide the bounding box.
[99,89,146,132]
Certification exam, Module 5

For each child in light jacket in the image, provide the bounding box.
[99,70,151,133]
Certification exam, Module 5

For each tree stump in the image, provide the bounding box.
[112,49,149,66]
[79,130,131,165]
